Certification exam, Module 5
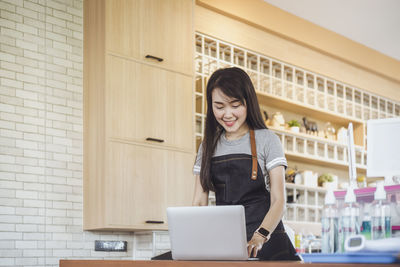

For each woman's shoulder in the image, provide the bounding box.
[254,128,281,144]
[254,128,277,138]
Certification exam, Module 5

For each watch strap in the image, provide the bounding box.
[256,227,270,240]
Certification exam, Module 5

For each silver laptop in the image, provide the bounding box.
[167,205,249,261]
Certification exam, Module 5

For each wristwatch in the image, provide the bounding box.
[255,227,271,241]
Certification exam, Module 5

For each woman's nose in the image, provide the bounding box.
[223,108,233,118]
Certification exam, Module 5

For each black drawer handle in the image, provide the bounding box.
[146,138,164,143]
[145,220,164,224]
[145,55,163,62]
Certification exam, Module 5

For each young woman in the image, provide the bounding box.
[192,67,299,260]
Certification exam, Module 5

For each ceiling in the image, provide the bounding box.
[263,0,400,61]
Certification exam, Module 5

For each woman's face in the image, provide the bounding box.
[212,88,248,136]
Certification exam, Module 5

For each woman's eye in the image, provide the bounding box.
[232,105,240,108]
[215,106,224,110]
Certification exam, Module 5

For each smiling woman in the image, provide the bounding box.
[192,67,300,261]
[199,67,266,192]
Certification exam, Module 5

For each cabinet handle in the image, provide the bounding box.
[145,220,164,224]
[146,138,164,143]
[145,55,164,62]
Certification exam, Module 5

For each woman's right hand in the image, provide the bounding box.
[247,232,268,258]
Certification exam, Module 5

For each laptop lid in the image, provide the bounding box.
[167,205,248,261]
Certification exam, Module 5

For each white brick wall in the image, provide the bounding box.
[0,0,171,266]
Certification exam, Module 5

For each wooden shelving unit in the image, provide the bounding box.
[194,32,400,235]
[284,183,326,235]
[269,126,367,172]
[256,91,365,125]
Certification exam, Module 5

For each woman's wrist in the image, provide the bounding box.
[254,227,271,242]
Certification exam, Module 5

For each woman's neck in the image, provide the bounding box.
[225,124,250,141]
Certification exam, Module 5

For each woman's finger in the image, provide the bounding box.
[247,244,253,257]
[252,243,263,258]
[253,244,260,258]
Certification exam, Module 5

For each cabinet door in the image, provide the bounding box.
[106,0,193,74]
[166,151,195,209]
[106,55,193,151]
[105,142,195,229]
[106,141,167,228]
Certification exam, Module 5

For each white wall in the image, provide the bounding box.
[0,0,170,266]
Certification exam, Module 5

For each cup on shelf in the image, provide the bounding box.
[300,170,318,188]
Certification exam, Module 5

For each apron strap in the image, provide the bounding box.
[250,129,258,180]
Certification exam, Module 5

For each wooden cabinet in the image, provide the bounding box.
[105,142,195,229]
[166,150,197,209]
[106,142,167,228]
[106,0,193,75]
[84,0,194,231]
[106,55,193,151]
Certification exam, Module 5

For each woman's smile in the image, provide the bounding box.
[223,120,236,127]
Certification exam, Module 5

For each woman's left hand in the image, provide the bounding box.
[247,232,268,258]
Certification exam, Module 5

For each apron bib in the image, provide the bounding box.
[211,130,300,261]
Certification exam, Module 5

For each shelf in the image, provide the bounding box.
[257,91,364,126]
[287,203,323,209]
[285,183,327,193]
[283,220,322,236]
[269,126,364,150]
[284,183,327,234]
[285,152,366,172]
[285,185,326,208]
[271,128,367,172]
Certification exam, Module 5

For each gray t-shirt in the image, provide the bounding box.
[193,129,287,191]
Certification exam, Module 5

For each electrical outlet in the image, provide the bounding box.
[95,240,127,252]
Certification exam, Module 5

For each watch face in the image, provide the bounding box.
[258,227,270,237]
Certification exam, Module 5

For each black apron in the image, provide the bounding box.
[211,130,300,261]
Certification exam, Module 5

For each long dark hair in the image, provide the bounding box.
[200,67,266,192]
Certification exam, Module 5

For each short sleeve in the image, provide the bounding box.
[193,142,203,175]
[264,133,287,172]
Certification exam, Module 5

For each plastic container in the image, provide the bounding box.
[321,189,339,253]
[338,186,360,252]
[360,203,372,240]
[295,232,305,253]
[371,182,392,239]
[357,175,367,188]
[334,184,400,236]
